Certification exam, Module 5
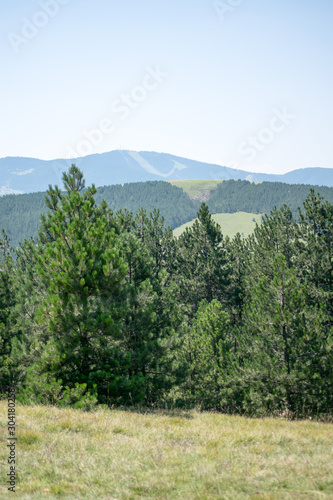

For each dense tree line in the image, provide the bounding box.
[2,178,333,250]
[208,179,333,218]
[0,166,332,418]
[0,181,201,249]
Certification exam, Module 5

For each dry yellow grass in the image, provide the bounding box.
[1,401,333,499]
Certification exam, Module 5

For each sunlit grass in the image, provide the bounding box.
[168,180,263,239]
[174,211,262,239]
[1,401,332,499]
[168,179,224,200]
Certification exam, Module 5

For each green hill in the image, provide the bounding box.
[174,211,262,238]
[0,181,200,249]
[2,177,333,249]
[206,179,333,217]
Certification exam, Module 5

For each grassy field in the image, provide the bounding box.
[173,212,262,239]
[168,180,224,201]
[1,402,333,499]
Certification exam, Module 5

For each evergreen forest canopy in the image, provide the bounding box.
[0,181,200,249]
[2,178,333,249]
[0,165,332,418]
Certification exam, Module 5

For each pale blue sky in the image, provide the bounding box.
[0,0,332,173]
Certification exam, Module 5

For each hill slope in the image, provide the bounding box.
[174,212,262,239]
[2,178,333,249]
[207,179,333,217]
[0,181,200,249]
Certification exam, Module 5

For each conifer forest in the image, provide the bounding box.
[1,166,332,419]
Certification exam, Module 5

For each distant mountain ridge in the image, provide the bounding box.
[0,150,332,195]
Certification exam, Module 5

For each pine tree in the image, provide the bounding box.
[29,165,128,404]
[244,256,319,414]
[116,209,182,404]
[298,189,333,318]
[226,232,248,327]
[7,238,48,392]
[0,231,15,392]
[176,203,228,315]
[242,201,333,416]
[179,299,239,410]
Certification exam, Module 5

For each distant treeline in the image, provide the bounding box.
[0,182,200,248]
[1,178,333,248]
[208,180,333,216]
[95,181,200,228]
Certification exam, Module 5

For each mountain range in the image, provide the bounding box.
[0,150,332,195]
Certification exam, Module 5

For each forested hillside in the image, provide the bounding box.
[1,177,333,249]
[0,191,46,248]
[0,181,200,249]
[208,179,333,217]
[94,181,200,228]
[0,166,332,418]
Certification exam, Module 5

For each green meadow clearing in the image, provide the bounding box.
[168,179,224,200]
[1,402,332,499]
[173,211,262,239]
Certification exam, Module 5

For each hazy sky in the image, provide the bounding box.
[1,0,332,174]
